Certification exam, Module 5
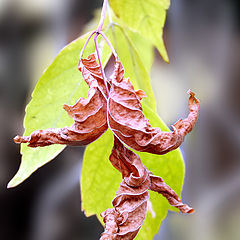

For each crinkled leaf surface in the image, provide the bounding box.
[13,54,109,148]
[107,57,200,155]
[82,19,185,240]
[110,0,170,62]
[8,34,111,188]
[136,104,185,240]
[82,104,184,240]
[10,3,186,239]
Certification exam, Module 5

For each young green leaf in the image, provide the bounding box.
[105,24,156,110]
[121,30,154,74]
[81,130,120,217]
[110,0,170,62]
[8,34,112,188]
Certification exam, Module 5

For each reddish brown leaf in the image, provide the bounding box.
[149,175,194,214]
[14,54,108,147]
[109,136,147,182]
[101,138,149,240]
[100,137,193,240]
[108,57,200,155]
[13,53,197,240]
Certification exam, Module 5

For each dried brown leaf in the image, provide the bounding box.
[14,54,108,147]
[101,137,149,240]
[100,137,193,240]
[108,57,200,155]
[13,53,198,240]
[149,175,194,214]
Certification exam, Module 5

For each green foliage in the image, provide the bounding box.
[82,104,184,240]
[137,104,184,240]
[81,130,119,217]
[106,25,156,109]
[126,30,154,73]
[8,34,112,188]
[9,1,186,239]
[110,0,170,62]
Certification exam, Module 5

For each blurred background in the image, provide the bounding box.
[0,0,240,239]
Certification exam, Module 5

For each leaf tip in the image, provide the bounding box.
[13,135,22,144]
[187,89,200,106]
[7,168,27,188]
[187,208,195,214]
[165,56,170,64]
[7,179,18,189]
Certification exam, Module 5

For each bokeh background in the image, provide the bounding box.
[1,0,240,239]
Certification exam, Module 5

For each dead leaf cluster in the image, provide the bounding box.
[14,53,200,240]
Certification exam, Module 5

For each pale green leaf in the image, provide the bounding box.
[105,24,156,110]
[126,30,154,73]
[85,8,154,73]
[81,129,119,217]
[136,104,185,240]
[8,33,112,188]
[110,0,170,62]
[81,103,185,240]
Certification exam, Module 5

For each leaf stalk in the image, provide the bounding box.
[94,33,109,97]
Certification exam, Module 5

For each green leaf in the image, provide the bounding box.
[136,104,185,240]
[81,130,120,218]
[82,20,184,239]
[105,24,156,110]
[126,30,154,74]
[110,0,170,62]
[81,104,185,240]
[8,33,112,188]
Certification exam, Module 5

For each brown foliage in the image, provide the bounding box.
[14,54,108,147]
[100,137,193,239]
[14,54,199,240]
[108,57,200,155]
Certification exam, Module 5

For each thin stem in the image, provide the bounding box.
[99,31,117,57]
[94,33,109,96]
[79,30,96,63]
[97,0,108,33]
[107,2,112,24]
[79,0,114,98]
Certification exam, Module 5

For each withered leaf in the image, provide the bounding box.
[100,137,193,240]
[101,137,150,240]
[15,54,200,154]
[108,57,200,155]
[14,52,199,240]
[149,175,194,214]
[14,54,108,147]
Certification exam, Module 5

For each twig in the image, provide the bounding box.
[79,0,111,97]
[79,0,109,60]
[97,0,108,33]
[78,30,96,65]
[94,33,109,96]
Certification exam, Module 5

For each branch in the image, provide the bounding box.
[97,0,108,33]
[94,33,109,96]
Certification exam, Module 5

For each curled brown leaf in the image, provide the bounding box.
[14,53,199,240]
[101,137,149,240]
[108,57,200,155]
[149,175,194,214]
[100,137,193,240]
[14,54,108,147]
